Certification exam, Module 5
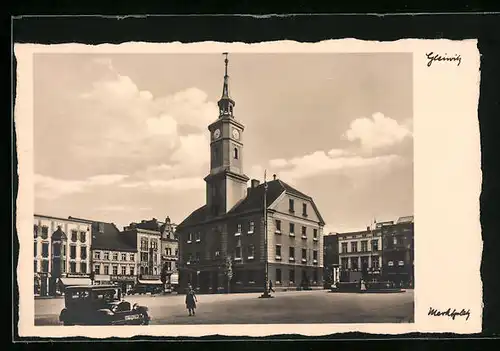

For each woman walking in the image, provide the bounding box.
[185,285,198,316]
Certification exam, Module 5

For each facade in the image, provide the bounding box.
[337,226,383,283]
[380,216,415,288]
[34,214,93,296]
[121,225,163,286]
[125,217,179,287]
[85,220,138,291]
[323,233,340,288]
[176,55,326,294]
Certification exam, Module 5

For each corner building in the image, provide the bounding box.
[176,55,325,293]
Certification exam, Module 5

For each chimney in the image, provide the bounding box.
[273,174,277,180]
[251,179,260,188]
[367,226,371,232]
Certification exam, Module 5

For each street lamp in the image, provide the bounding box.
[260,170,273,299]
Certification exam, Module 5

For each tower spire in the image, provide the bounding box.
[218,52,235,117]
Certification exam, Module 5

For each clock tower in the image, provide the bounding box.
[204,53,249,216]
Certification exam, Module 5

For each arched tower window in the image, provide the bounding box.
[234,147,239,159]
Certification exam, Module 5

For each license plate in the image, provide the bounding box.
[125,314,140,320]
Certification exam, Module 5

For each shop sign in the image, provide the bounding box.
[141,274,160,280]
[110,275,136,281]
[66,273,90,278]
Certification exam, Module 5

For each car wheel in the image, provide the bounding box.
[141,312,150,325]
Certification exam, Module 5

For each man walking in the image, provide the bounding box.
[185,284,198,316]
[268,280,275,293]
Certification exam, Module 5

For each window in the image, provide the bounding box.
[165,247,172,256]
[104,265,110,275]
[276,269,282,284]
[41,260,49,272]
[34,242,37,257]
[275,220,281,233]
[41,226,48,239]
[130,253,135,261]
[289,247,295,261]
[80,231,86,243]
[196,232,201,242]
[141,252,148,262]
[388,261,394,267]
[289,223,295,236]
[248,221,255,234]
[313,250,318,263]
[113,253,119,261]
[341,243,348,253]
[151,239,159,250]
[371,239,379,251]
[393,237,398,245]
[121,253,126,261]
[289,199,295,212]
[53,243,61,257]
[104,252,109,260]
[121,266,127,275]
[81,246,87,260]
[235,247,242,260]
[301,226,307,238]
[398,260,405,266]
[237,224,242,234]
[80,262,87,274]
[34,224,38,238]
[130,267,135,276]
[234,147,239,159]
[187,233,193,243]
[94,251,101,260]
[71,230,78,242]
[69,246,76,259]
[289,269,295,284]
[302,203,308,216]
[351,242,358,253]
[313,229,318,240]
[313,270,318,283]
[112,265,118,275]
[361,241,368,252]
[341,257,349,269]
[215,250,220,257]
[166,262,172,271]
[141,237,149,250]
[248,245,255,259]
[275,245,282,259]
[70,262,76,273]
[351,257,359,270]
[372,257,380,269]
[94,264,100,275]
[153,253,158,263]
[42,243,49,258]
[34,260,38,273]
[301,248,307,261]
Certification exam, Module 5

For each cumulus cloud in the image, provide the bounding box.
[345,112,412,151]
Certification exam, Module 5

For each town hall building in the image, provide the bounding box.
[176,54,326,294]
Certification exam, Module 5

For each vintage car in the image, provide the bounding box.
[59,285,151,325]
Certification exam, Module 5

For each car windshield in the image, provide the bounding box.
[66,288,121,307]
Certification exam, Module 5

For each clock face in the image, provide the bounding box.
[232,129,240,140]
[213,129,221,139]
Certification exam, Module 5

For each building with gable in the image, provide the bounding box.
[176,54,326,294]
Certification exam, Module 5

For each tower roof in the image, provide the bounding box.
[218,53,235,116]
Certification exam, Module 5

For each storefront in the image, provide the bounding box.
[34,273,49,297]
[110,275,137,292]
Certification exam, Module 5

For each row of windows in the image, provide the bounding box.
[34,225,88,242]
[93,251,135,262]
[34,242,88,260]
[275,245,319,264]
[341,240,380,253]
[163,247,179,256]
[340,257,381,270]
[140,238,159,251]
[94,264,135,276]
[34,260,87,273]
[275,220,319,240]
[288,199,309,217]
[275,268,319,285]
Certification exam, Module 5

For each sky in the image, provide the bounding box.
[33,52,413,233]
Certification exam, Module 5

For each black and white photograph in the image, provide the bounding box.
[15,40,482,336]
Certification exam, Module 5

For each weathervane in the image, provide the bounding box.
[222,52,229,76]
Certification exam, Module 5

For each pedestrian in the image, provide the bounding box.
[268,280,275,293]
[185,285,197,316]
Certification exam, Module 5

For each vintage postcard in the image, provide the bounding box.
[14,39,482,338]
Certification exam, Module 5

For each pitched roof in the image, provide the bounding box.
[397,215,414,224]
[178,179,326,229]
[90,221,137,252]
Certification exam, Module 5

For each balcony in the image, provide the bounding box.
[301,235,307,240]
[289,233,295,238]
[301,258,307,263]
[275,255,282,261]
[289,257,295,262]
[234,232,241,237]
[275,230,281,235]
[247,256,254,260]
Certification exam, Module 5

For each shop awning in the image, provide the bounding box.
[59,277,92,286]
[137,279,163,285]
